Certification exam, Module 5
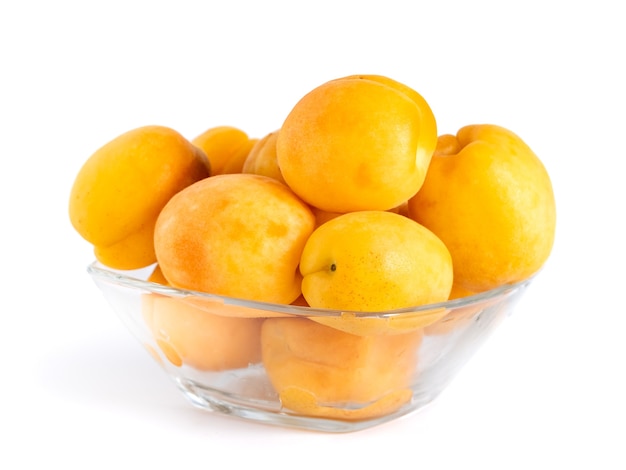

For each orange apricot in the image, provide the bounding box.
[276,76,437,212]
[191,125,257,175]
[142,294,263,371]
[408,124,557,292]
[337,73,437,160]
[69,125,210,269]
[261,317,422,419]
[153,173,316,304]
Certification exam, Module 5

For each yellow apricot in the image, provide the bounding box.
[93,223,156,269]
[261,317,422,418]
[153,174,316,304]
[69,125,211,269]
[242,130,286,184]
[191,125,257,175]
[142,294,263,371]
[408,124,557,292]
[299,211,453,312]
[276,76,437,212]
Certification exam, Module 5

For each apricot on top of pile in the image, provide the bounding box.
[276,75,437,213]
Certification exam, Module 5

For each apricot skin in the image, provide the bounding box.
[408,124,556,292]
[153,174,316,304]
[261,317,422,412]
[276,77,437,213]
[69,125,211,269]
[142,294,263,371]
[299,211,453,312]
[337,74,438,164]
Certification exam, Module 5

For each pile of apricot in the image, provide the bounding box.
[69,74,556,420]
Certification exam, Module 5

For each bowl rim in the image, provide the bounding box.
[87,260,534,319]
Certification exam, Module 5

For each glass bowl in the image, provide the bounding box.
[87,261,533,432]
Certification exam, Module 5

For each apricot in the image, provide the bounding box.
[69,125,211,269]
[153,173,316,304]
[191,125,257,175]
[408,124,557,292]
[142,294,263,371]
[300,211,453,312]
[144,265,263,371]
[241,130,286,184]
[276,75,437,212]
[298,210,452,335]
[261,317,422,419]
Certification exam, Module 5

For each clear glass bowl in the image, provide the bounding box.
[88,261,533,432]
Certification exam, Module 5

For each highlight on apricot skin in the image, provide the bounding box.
[408,124,557,293]
[276,76,438,213]
[191,125,257,175]
[69,125,211,270]
[154,173,316,305]
[336,73,438,163]
[261,317,422,419]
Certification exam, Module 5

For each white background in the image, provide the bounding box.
[2,1,625,468]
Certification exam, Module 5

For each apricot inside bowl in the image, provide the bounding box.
[88,261,533,433]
